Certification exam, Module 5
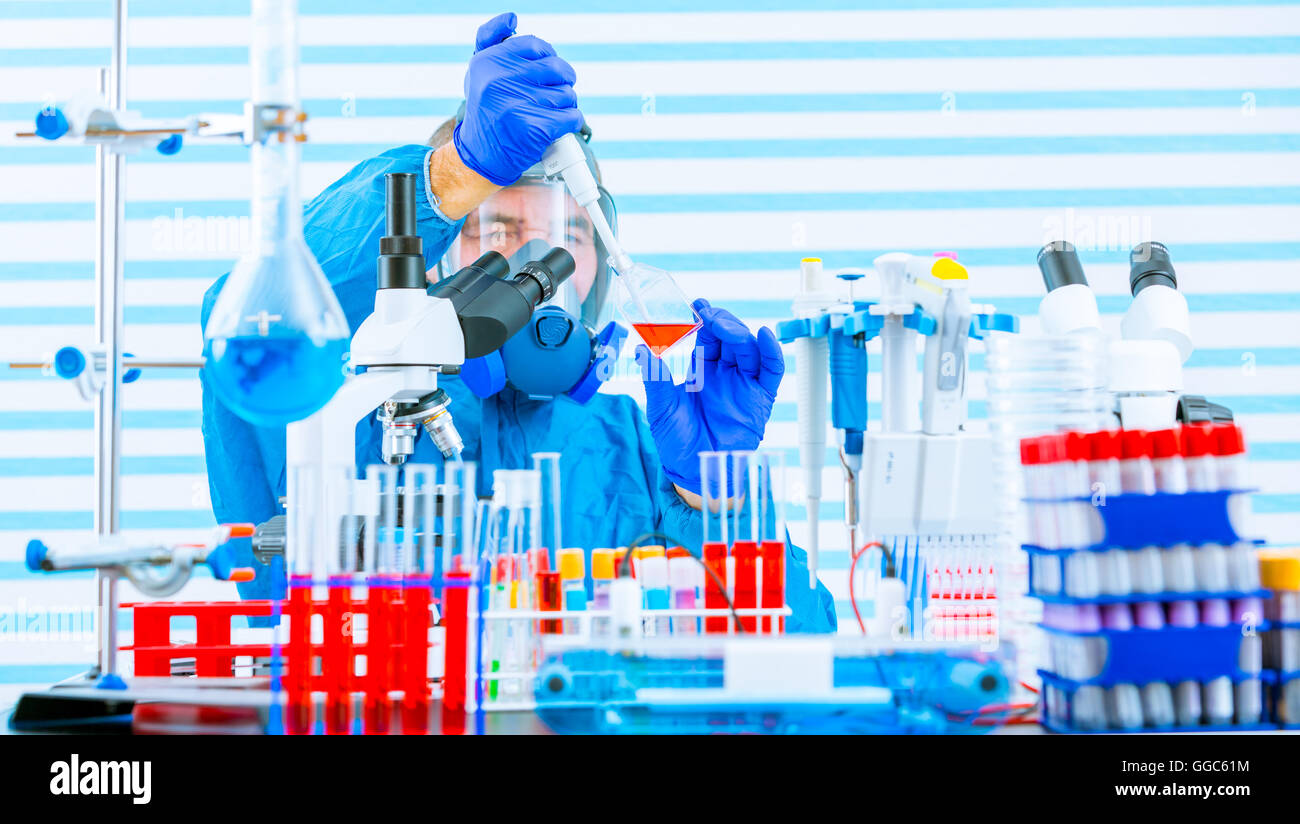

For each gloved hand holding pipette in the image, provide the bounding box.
[639,299,785,497]
[454,12,584,186]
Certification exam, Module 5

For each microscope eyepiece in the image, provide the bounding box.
[1037,239,1088,292]
[512,246,576,305]
[1130,242,1176,295]
[377,172,425,290]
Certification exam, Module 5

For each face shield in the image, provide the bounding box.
[440,177,614,332]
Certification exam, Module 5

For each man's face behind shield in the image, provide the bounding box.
[455,182,599,305]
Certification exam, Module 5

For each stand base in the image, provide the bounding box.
[8,682,135,733]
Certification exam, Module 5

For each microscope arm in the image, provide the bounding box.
[286,368,420,470]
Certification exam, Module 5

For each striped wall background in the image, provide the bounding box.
[1,0,1298,705]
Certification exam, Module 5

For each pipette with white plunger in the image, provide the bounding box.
[541,134,645,317]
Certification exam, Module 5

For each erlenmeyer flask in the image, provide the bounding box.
[202,0,349,427]
[612,260,702,358]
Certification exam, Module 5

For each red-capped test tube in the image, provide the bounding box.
[751,450,787,634]
[399,464,437,734]
[437,461,476,734]
[363,464,400,734]
[699,451,730,634]
[284,464,321,735]
[730,451,759,634]
[323,473,360,735]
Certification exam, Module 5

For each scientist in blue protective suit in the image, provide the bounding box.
[200,13,836,632]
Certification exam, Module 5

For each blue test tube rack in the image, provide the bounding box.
[1024,488,1283,732]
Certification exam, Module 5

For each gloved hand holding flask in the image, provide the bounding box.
[640,299,785,497]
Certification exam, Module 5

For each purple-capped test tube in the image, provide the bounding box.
[1134,602,1176,727]
[1167,601,1203,727]
[1199,599,1235,725]
[1101,604,1143,730]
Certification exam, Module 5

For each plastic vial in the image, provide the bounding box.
[1233,596,1265,726]
[557,548,587,635]
[1215,424,1259,591]
[590,548,616,636]
[1167,601,1204,727]
[1151,429,1196,593]
[1087,430,1131,597]
[1133,601,1176,728]
[1182,426,1229,591]
[1199,599,1236,725]
[1101,604,1144,730]
[1120,431,1164,595]
[668,549,698,635]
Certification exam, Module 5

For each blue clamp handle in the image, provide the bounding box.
[52,346,85,379]
[776,314,833,343]
[52,346,141,384]
[842,304,936,339]
[156,134,183,155]
[26,539,48,572]
[34,107,69,140]
[969,312,1019,340]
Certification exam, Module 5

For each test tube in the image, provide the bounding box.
[1120,431,1165,594]
[513,469,542,693]
[324,471,359,735]
[1151,429,1196,593]
[731,451,759,633]
[1234,597,1264,726]
[1199,599,1235,726]
[1133,601,1177,728]
[699,452,730,634]
[754,450,787,634]
[487,470,517,703]
[533,452,562,574]
[439,462,477,733]
[466,496,496,720]
[667,547,698,635]
[400,464,436,734]
[590,548,615,636]
[1167,600,1203,727]
[639,546,671,635]
[284,463,322,735]
[557,548,586,635]
[364,464,400,734]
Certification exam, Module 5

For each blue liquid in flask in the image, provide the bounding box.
[205,333,347,427]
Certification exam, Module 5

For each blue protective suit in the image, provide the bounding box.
[200,144,836,633]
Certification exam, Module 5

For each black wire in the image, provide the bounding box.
[623,531,746,635]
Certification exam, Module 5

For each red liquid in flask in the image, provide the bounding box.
[633,323,699,357]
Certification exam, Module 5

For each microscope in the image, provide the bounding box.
[283,172,574,564]
[1037,240,1231,429]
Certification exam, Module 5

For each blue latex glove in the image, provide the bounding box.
[453,12,584,186]
[639,299,785,495]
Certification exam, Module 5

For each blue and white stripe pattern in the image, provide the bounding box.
[1,0,1297,698]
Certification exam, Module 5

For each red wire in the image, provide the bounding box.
[848,540,885,635]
